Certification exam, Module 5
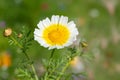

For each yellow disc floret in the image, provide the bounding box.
[43,24,70,46]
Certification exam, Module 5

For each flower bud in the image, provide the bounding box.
[18,33,22,38]
[80,41,88,48]
[3,28,12,37]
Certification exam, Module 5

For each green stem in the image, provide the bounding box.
[47,49,55,70]
[47,49,55,67]
[23,51,39,80]
[46,49,56,79]
[10,36,39,80]
[31,64,39,80]
[56,61,70,80]
[10,36,23,48]
[23,52,39,80]
[23,51,30,60]
[50,49,55,58]
[56,51,74,80]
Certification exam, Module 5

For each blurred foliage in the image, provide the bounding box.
[0,0,120,80]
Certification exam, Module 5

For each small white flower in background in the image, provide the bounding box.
[70,56,84,73]
[34,15,79,49]
[89,9,100,18]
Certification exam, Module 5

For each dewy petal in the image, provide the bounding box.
[51,15,59,24]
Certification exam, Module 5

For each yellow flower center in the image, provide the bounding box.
[43,24,70,45]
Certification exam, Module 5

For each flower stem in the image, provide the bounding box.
[47,49,55,70]
[50,49,55,58]
[10,36,23,48]
[56,61,71,80]
[46,49,56,79]
[23,51,39,80]
[10,36,39,80]
[31,64,39,80]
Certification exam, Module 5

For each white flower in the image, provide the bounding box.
[34,15,79,49]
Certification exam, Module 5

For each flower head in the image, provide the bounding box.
[3,28,12,37]
[34,15,79,49]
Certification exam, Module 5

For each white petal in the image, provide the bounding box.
[34,35,49,48]
[56,45,64,49]
[42,18,51,27]
[67,21,76,28]
[37,21,45,30]
[34,28,44,37]
[34,35,43,43]
[63,40,73,47]
[34,29,41,36]
[59,16,68,25]
[67,21,79,36]
[48,46,56,50]
[51,15,59,24]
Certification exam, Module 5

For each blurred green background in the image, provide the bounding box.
[0,0,120,80]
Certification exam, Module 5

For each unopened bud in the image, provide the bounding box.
[3,28,12,37]
[80,41,88,48]
[18,33,22,38]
